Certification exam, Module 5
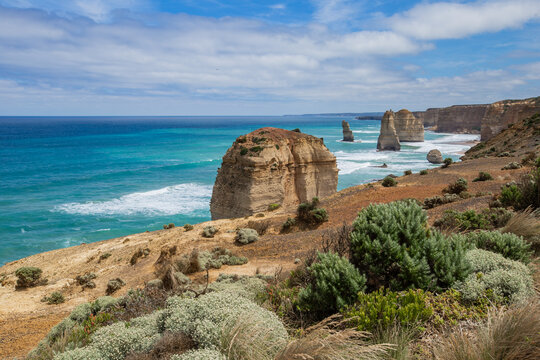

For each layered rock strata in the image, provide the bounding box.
[377,110,401,151]
[210,127,339,220]
[342,120,354,142]
[394,109,424,142]
[481,97,540,140]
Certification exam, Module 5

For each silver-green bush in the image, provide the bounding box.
[170,349,226,360]
[235,228,259,245]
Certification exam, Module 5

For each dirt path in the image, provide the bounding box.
[0,155,529,359]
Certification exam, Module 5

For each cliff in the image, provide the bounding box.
[422,108,440,128]
[394,109,424,142]
[210,127,339,220]
[436,104,488,133]
[342,120,354,142]
[377,110,401,151]
[481,97,540,140]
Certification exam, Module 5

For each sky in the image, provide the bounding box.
[0,0,539,115]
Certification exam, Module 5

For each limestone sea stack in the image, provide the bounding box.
[377,110,401,151]
[342,120,354,142]
[394,109,424,142]
[210,127,339,220]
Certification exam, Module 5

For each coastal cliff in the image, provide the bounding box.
[210,127,338,220]
[377,110,400,151]
[481,97,540,140]
[394,109,424,142]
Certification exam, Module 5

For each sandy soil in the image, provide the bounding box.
[0,155,531,359]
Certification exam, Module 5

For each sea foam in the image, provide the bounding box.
[54,183,213,216]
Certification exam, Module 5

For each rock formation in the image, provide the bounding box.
[210,127,339,220]
[342,120,354,142]
[394,109,424,142]
[427,149,443,164]
[437,105,488,133]
[481,97,540,140]
[377,110,401,151]
[423,108,440,128]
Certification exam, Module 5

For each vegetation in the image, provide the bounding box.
[163,223,175,229]
[106,278,126,295]
[442,157,453,168]
[15,266,45,288]
[433,208,512,232]
[404,170,412,176]
[130,248,151,265]
[453,230,532,264]
[419,169,428,175]
[297,197,328,225]
[501,208,540,253]
[350,200,471,292]
[41,291,65,305]
[502,161,522,170]
[267,203,280,211]
[423,193,460,209]
[472,171,493,182]
[76,272,97,289]
[381,176,397,187]
[202,226,218,238]
[240,146,248,156]
[281,217,296,232]
[297,252,365,315]
[443,177,468,195]
[235,228,259,245]
[183,224,194,231]
[499,164,540,210]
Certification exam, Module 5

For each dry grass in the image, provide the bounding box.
[433,300,540,360]
[320,223,353,259]
[247,220,271,235]
[275,314,393,360]
[502,207,540,253]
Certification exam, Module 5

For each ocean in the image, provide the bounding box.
[0,116,478,265]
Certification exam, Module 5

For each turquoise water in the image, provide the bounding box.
[0,116,478,265]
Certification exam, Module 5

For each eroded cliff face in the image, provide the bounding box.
[423,108,440,128]
[481,97,540,141]
[394,109,424,142]
[210,127,338,220]
[437,104,488,133]
[377,110,401,151]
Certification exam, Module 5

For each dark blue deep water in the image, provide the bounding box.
[0,116,478,265]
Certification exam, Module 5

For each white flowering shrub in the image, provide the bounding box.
[53,348,103,360]
[170,349,226,360]
[456,249,534,303]
[69,303,92,322]
[208,275,267,302]
[162,291,287,352]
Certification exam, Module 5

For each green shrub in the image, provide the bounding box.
[473,171,493,182]
[350,200,471,292]
[342,288,432,332]
[183,223,194,231]
[404,170,412,176]
[297,252,366,315]
[76,272,97,289]
[443,178,468,195]
[235,228,259,245]
[41,291,65,305]
[423,193,460,209]
[433,208,512,232]
[455,249,533,304]
[502,162,521,170]
[442,158,453,168]
[297,197,328,225]
[267,203,280,211]
[240,146,248,156]
[425,289,490,327]
[106,278,125,295]
[420,169,428,175]
[249,146,264,153]
[15,266,44,288]
[202,226,218,238]
[99,253,112,262]
[500,184,522,207]
[381,176,397,187]
[454,231,532,264]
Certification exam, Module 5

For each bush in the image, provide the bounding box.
[297,252,366,315]
[442,158,453,168]
[41,291,65,305]
[473,171,493,182]
[500,184,522,207]
[433,208,512,232]
[235,228,259,245]
[350,200,471,292]
[502,162,521,170]
[130,248,150,265]
[443,178,468,195]
[501,208,540,253]
[342,288,432,332]
[404,170,412,176]
[163,223,175,230]
[455,249,533,304]
[75,272,97,289]
[456,231,532,264]
[202,226,218,238]
[183,224,194,231]
[381,176,397,187]
[423,193,460,209]
[297,197,328,225]
[171,349,225,360]
[240,146,248,156]
[419,169,428,175]
[268,203,280,211]
[281,217,296,232]
[247,220,270,235]
[15,266,44,288]
[106,278,126,295]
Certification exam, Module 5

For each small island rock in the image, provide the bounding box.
[342,120,354,142]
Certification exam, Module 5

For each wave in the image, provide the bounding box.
[54,183,213,216]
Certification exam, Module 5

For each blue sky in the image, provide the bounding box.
[0,0,539,115]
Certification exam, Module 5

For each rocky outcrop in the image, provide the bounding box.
[427,149,443,164]
[377,110,400,151]
[436,104,488,133]
[394,109,424,142]
[210,127,339,220]
[342,120,354,142]
[423,108,440,128]
[481,97,540,140]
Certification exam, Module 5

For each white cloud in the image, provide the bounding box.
[269,4,286,10]
[311,0,362,25]
[389,0,540,40]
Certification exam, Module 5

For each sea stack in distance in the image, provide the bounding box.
[377,110,401,151]
[210,127,339,220]
[342,120,354,142]
[394,109,424,142]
